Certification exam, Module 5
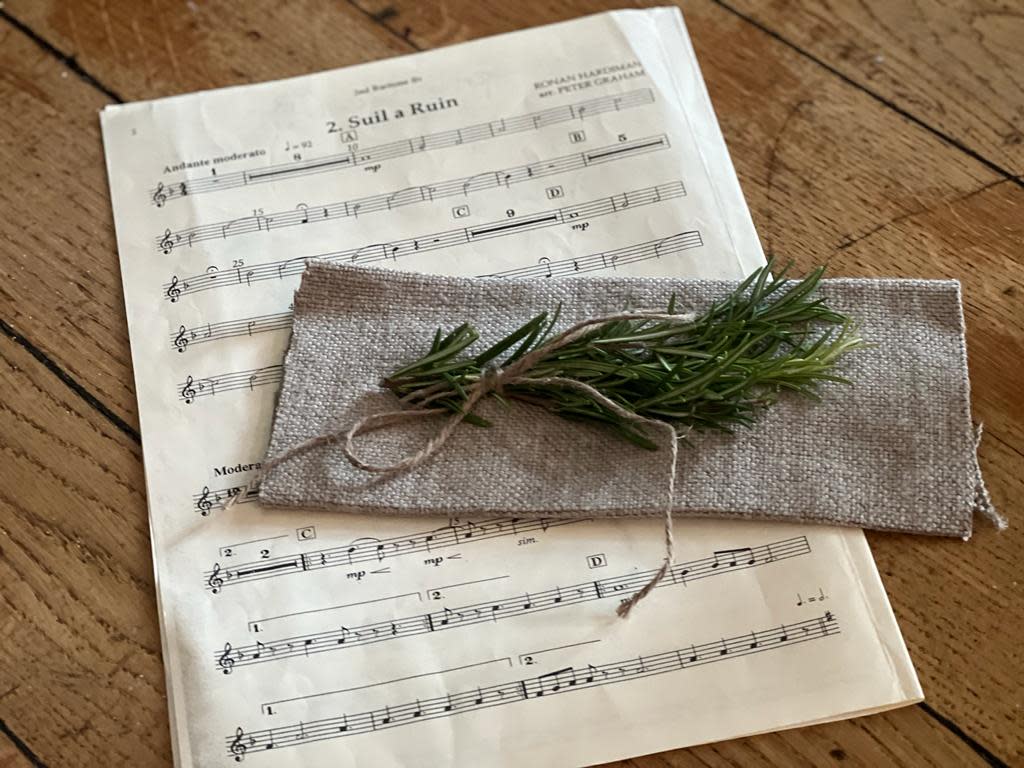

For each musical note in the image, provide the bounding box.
[196,485,213,516]
[711,548,755,568]
[542,667,577,694]
[218,643,236,674]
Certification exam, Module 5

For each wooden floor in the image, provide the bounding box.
[0,1,1021,766]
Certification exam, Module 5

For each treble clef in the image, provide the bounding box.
[152,182,167,207]
[160,229,174,254]
[230,726,247,762]
[207,562,224,594]
[174,325,189,353]
[166,275,182,303]
[218,642,236,674]
[196,485,213,516]
[181,375,197,404]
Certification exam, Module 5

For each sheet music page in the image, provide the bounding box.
[100,8,921,767]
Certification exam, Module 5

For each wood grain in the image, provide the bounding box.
[0,334,169,766]
[0,19,137,427]
[0,0,1021,765]
[723,0,1024,177]
[0,732,35,768]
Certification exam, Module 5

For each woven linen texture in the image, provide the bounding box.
[260,262,989,537]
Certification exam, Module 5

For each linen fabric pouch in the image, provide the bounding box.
[259,261,994,538]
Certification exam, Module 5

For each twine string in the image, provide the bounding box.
[232,309,696,617]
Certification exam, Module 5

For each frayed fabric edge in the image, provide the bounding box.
[969,423,1007,539]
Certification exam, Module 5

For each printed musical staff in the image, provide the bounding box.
[225,612,840,760]
[193,483,260,514]
[170,312,293,353]
[215,537,810,671]
[178,365,283,403]
[203,518,585,593]
[261,658,512,714]
[482,231,702,279]
[169,231,699,353]
[162,181,685,301]
[148,89,655,205]
[155,135,670,252]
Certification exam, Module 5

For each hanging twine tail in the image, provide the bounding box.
[617,426,678,619]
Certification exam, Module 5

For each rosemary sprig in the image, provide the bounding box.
[383,260,865,450]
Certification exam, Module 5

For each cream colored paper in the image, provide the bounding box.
[100,8,921,767]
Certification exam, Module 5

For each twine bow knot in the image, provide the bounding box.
[239,310,695,618]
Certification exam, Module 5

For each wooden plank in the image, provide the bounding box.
[0,19,137,427]
[2,0,410,98]
[0,733,35,768]
[721,0,1024,176]
[0,0,1021,764]
[0,330,993,767]
[0,334,170,766]
[619,703,995,767]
